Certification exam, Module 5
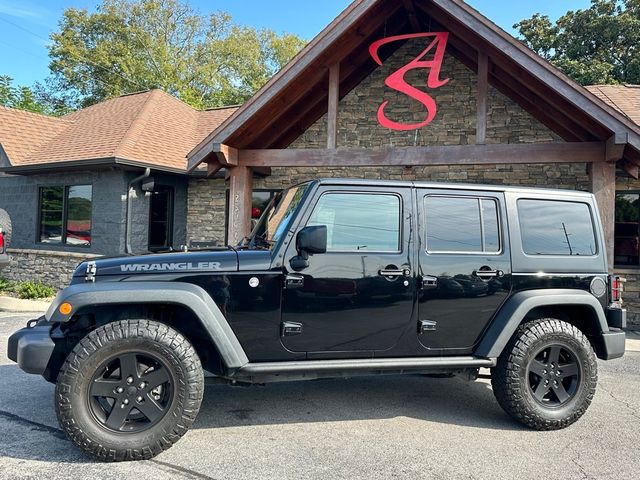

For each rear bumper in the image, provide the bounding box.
[7,324,55,375]
[599,329,626,360]
[606,306,626,329]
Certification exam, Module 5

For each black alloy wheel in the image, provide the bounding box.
[88,351,173,433]
[491,318,597,430]
[55,319,204,461]
[527,345,580,407]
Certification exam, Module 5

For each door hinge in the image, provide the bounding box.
[281,321,303,336]
[285,274,304,289]
[419,320,437,334]
[421,275,438,290]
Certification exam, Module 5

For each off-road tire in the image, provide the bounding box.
[55,319,204,461]
[491,318,597,430]
[0,208,11,245]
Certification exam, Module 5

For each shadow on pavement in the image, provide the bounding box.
[0,364,522,464]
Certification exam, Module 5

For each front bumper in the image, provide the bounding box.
[7,324,55,374]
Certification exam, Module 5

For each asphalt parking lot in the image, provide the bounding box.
[1,312,639,480]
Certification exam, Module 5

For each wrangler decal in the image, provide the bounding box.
[120,262,222,272]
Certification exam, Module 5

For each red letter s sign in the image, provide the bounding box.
[369,32,449,131]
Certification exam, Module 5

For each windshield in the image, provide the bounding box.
[245,183,310,249]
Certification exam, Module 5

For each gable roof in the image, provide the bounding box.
[187,0,640,170]
[0,89,238,174]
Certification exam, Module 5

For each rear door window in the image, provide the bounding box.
[517,199,597,256]
[424,196,501,253]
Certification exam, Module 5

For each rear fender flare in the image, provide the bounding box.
[46,281,249,369]
[475,289,609,359]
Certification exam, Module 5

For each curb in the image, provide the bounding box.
[0,296,50,313]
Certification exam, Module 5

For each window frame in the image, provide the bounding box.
[37,184,93,248]
[305,190,403,254]
[424,194,503,256]
[517,198,598,258]
[148,185,175,252]
[614,190,640,268]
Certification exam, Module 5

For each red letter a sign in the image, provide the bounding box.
[369,32,449,131]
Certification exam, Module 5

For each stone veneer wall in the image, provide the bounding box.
[612,169,640,327]
[3,248,100,290]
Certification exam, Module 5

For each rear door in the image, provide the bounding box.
[416,189,512,354]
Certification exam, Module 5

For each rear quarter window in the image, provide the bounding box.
[517,199,597,256]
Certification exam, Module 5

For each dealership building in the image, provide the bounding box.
[1,0,640,323]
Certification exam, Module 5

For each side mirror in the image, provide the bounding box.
[290,225,327,271]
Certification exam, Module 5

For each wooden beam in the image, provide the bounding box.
[620,159,639,179]
[227,166,253,245]
[606,132,628,163]
[402,0,421,31]
[207,161,223,177]
[476,52,488,145]
[213,143,239,166]
[590,161,616,271]
[327,63,340,149]
[239,143,606,167]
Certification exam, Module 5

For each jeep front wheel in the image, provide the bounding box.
[491,318,597,430]
[55,319,204,461]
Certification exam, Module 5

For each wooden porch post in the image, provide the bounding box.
[227,165,253,246]
[590,161,616,272]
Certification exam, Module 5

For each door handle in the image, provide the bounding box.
[379,268,411,278]
[281,321,303,336]
[421,275,438,289]
[473,269,504,279]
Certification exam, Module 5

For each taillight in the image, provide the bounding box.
[611,275,625,303]
[0,231,4,254]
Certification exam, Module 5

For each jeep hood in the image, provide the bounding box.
[73,249,274,278]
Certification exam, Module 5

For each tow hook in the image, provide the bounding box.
[26,318,41,328]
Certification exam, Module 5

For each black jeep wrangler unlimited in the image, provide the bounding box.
[8,179,626,461]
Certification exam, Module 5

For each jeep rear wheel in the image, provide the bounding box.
[491,318,597,430]
[55,319,204,461]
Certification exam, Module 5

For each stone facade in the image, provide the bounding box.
[2,248,100,287]
[185,42,587,246]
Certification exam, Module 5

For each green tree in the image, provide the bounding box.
[0,75,49,114]
[515,0,640,85]
[47,0,306,109]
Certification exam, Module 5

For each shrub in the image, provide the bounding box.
[0,277,15,293]
[15,281,56,300]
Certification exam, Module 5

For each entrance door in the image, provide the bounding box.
[416,189,512,354]
[281,187,415,354]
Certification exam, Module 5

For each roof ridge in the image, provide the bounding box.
[0,104,73,124]
[112,90,159,158]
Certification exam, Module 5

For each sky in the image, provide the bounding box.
[0,0,593,87]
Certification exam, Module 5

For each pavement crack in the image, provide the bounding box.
[148,459,217,480]
[0,409,66,440]
[599,384,640,420]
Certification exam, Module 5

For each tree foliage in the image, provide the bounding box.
[0,75,53,114]
[47,0,306,109]
[515,0,640,85]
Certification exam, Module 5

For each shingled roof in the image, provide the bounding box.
[586,85,640,126]
[0,89,238,174]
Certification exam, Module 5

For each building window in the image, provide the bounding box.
[224,189,280,243]
[615,192,640,266]
[425,196,500,254]
[307,193,401,252]
[39,185,92,246]
[518,199,596,256]
[148,186,174,252]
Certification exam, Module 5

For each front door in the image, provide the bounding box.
[281,187,415,354]
[416,189,512,354]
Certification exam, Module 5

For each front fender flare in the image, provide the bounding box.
[46,281,249,369]
[475,289,609,359]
